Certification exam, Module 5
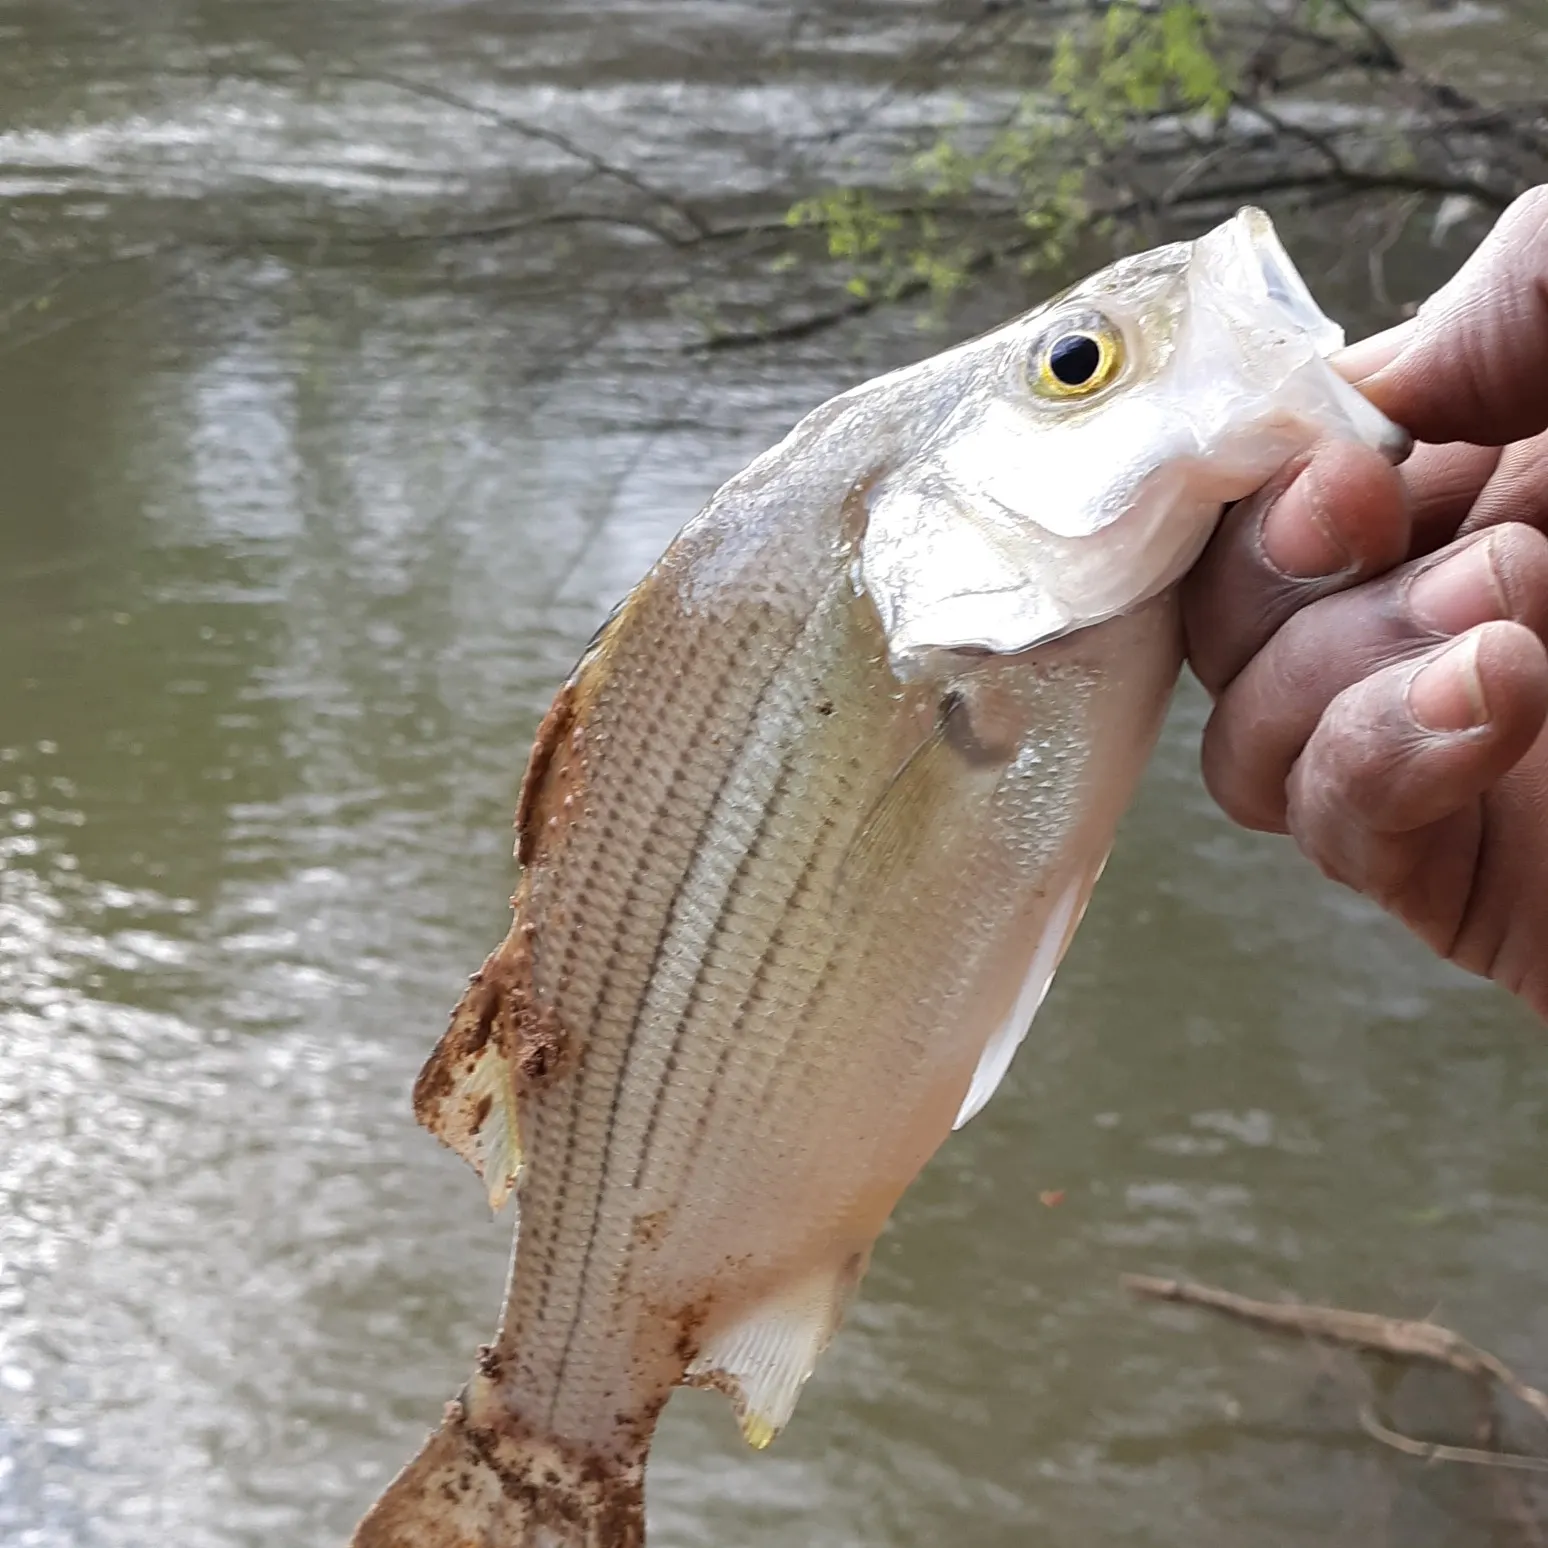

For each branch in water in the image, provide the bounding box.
[1357,1405,1548,1475]
[1124,1274,1548,1433]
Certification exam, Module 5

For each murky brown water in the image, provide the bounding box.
[2,4,1547,1546]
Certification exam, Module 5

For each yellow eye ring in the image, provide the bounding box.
[1030,323,1123,399]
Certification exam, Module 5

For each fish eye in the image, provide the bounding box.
[1028,316,1123,400]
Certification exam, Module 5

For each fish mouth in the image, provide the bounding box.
[1237,208,1343,350]
[1237,208,1413,464]
[1195,207,1414,467]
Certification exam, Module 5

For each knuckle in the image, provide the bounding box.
[1255,597,1382,706]
[1284,759,1354,882]
[1261,604,1328,691]
[1312,689,1404,819]
[1200,709,1288,833]
[1284,728,1383,889]
[1505,185,1548,246]
[1290,669,1415,825]
[1488,522,1548,632]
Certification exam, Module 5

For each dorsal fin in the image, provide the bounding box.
[411,954,527,1211]
[412,586,640,1209]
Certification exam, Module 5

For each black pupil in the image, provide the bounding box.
[1048,333,1101,386]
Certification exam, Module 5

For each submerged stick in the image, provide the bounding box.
[1123,1274,1548,1433]
[1355,1404,1548,1475]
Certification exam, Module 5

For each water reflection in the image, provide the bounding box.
[2,4,1547,1547]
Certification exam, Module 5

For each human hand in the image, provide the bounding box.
[1182,187,1548,1016]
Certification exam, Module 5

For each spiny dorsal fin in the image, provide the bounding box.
[684,1253,869,1449]
[416,584,634,1209]
[412,961,526,1211]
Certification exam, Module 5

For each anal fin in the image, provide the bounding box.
[684,1254,868,1449]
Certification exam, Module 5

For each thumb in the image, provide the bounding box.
[1338,186,1548,447]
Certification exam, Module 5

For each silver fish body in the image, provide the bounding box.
[351,209,1405,1548]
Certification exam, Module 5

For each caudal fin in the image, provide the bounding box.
[351,1391,645,1548]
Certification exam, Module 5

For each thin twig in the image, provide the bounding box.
[692,158,1508,353]
[1230,94,1351,179]
[319,66,710,241]
[1366,193,1421,312]
[1322,0,1404,73]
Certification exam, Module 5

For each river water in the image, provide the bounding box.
[2,3,1546,1546]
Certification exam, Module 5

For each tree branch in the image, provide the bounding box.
[689,159,1511,353]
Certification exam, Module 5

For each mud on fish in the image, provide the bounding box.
[350,208,1407,1548]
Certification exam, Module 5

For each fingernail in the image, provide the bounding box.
[1407,535,1508,634]
[1409,634,1489,733]
[1261,462,1350,578]
[1332,318,1419,384]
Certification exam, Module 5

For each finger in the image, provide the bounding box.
[1284,622,1548,923]
[1200,522,1548,832]
[1457,427,1548,539]
[1332,317,1415,381]
[1183,439,1411,696]
[1402,440,1502,556]
[1339,187,1548,446]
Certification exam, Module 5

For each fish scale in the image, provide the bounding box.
[351,207,1408,1548]
[522,604,796,1427]
[532,586,863,1436]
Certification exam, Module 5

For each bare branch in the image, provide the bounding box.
[1321,0,1404,74]
[690,158,1513,354]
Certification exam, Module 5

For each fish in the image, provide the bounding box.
[351,208,1406,1548]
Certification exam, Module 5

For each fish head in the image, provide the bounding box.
[860,207,1410,673]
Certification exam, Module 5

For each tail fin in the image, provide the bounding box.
[351,1391,645,1548]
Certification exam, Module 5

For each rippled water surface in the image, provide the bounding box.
[2,4,1547,1545]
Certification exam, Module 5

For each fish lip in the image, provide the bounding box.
[1233,206,1344,354]
[1193,207,1413,468]
[1190,206,1343,357]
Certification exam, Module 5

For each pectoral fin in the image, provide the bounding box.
[836,725,956,905]
[953,858,1106,1129]
[684,1253,869,1449]
[838,690,1007,906]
